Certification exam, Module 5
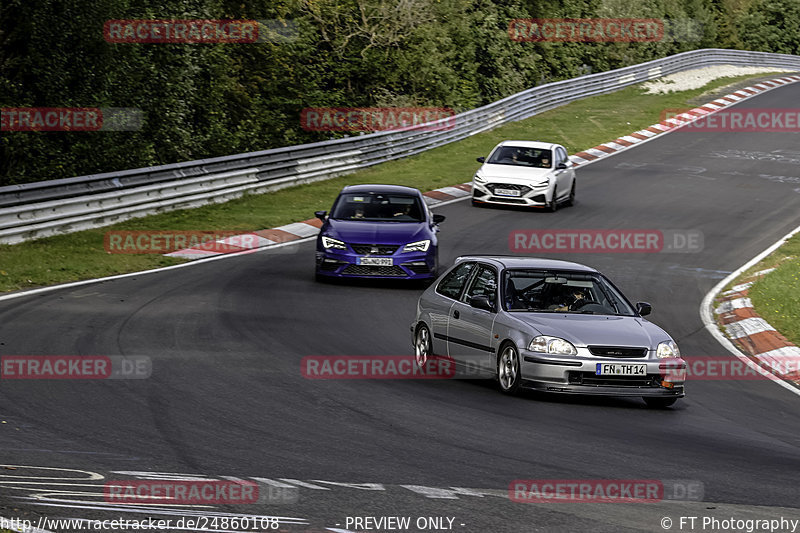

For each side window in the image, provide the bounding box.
[556,147,567,164]
[436,262,476,300]
[463,265,498,304]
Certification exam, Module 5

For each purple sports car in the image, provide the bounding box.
[314,184,445,281]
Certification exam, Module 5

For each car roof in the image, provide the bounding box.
[494,140,559,150]
[454,255,598,273]
[341,184,421,195]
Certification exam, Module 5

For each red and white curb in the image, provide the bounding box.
[714,268,800,385]
[166,74,800,260]
[568,75,800,166]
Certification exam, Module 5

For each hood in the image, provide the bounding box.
[513,313,670,349]
[325,219,430,245]
[479,164,553,183]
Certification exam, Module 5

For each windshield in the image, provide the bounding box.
[487,146,552,168]
[503,269,636,316]
[330,192,425,222]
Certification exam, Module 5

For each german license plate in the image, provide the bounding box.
[494,188,521,197]
[596,363,646,376]
[358,257,392,266]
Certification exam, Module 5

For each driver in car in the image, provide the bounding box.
[552,288,588,312]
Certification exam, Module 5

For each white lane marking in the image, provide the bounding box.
[311,481,385,490]
[276,479,330,490]
[16,497,307,523]
[0,465,104,481]
[399,485,486,499]
[725,317,776,339]
[249,477,296,488]
[111,471,217,481]
[700,222,800,398]
[0,234,318,304]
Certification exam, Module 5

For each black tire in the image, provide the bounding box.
[497,342,522,395]
[414,324,433,369]
[565,180,576,207]
[548,186,558,212]
[643,397,678,409]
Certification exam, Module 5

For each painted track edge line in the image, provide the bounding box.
[699,223,800,398]
[0,235,318,304]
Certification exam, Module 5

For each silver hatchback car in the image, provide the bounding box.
[411,256,685,408]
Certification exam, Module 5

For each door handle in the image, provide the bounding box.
[453,310,460,319]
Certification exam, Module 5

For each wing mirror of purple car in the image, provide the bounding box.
[315,210,327,222]
[636,302,652,316]
[476,156,485,163]
[433,214,446,225]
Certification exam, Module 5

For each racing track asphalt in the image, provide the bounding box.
[1,83,799,532]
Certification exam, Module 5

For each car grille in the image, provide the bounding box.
[350,244,400,255]
[342,265,407,277]
[485,183,532,195]
[489,197,527,204]
[588,346,648,358]
[568,371,662,388]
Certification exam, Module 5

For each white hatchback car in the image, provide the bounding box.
[472,140,576,211]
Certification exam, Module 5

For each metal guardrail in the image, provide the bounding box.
[2,48,799,244]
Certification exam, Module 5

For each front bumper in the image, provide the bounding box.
[519,352,686,397]
[472,180,551,207]
[316,248,436,279]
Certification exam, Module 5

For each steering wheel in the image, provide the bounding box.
[570,300,601,311]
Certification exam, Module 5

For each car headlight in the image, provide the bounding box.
[534,177,550,186]
[656,340,680,359]
[403,239,430,253]
[473,173,486,183]
[528,335,578,355]
[321,236,346,250]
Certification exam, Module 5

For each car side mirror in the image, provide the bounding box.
[432,214,446,224]
[315,210,327,222]
[556,161,568,170]
[636,302,652,316]
[469,294,495,312]
[476,157,485,163]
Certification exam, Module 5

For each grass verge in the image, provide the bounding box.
[738,233,800,346]
[0,72,792,293]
